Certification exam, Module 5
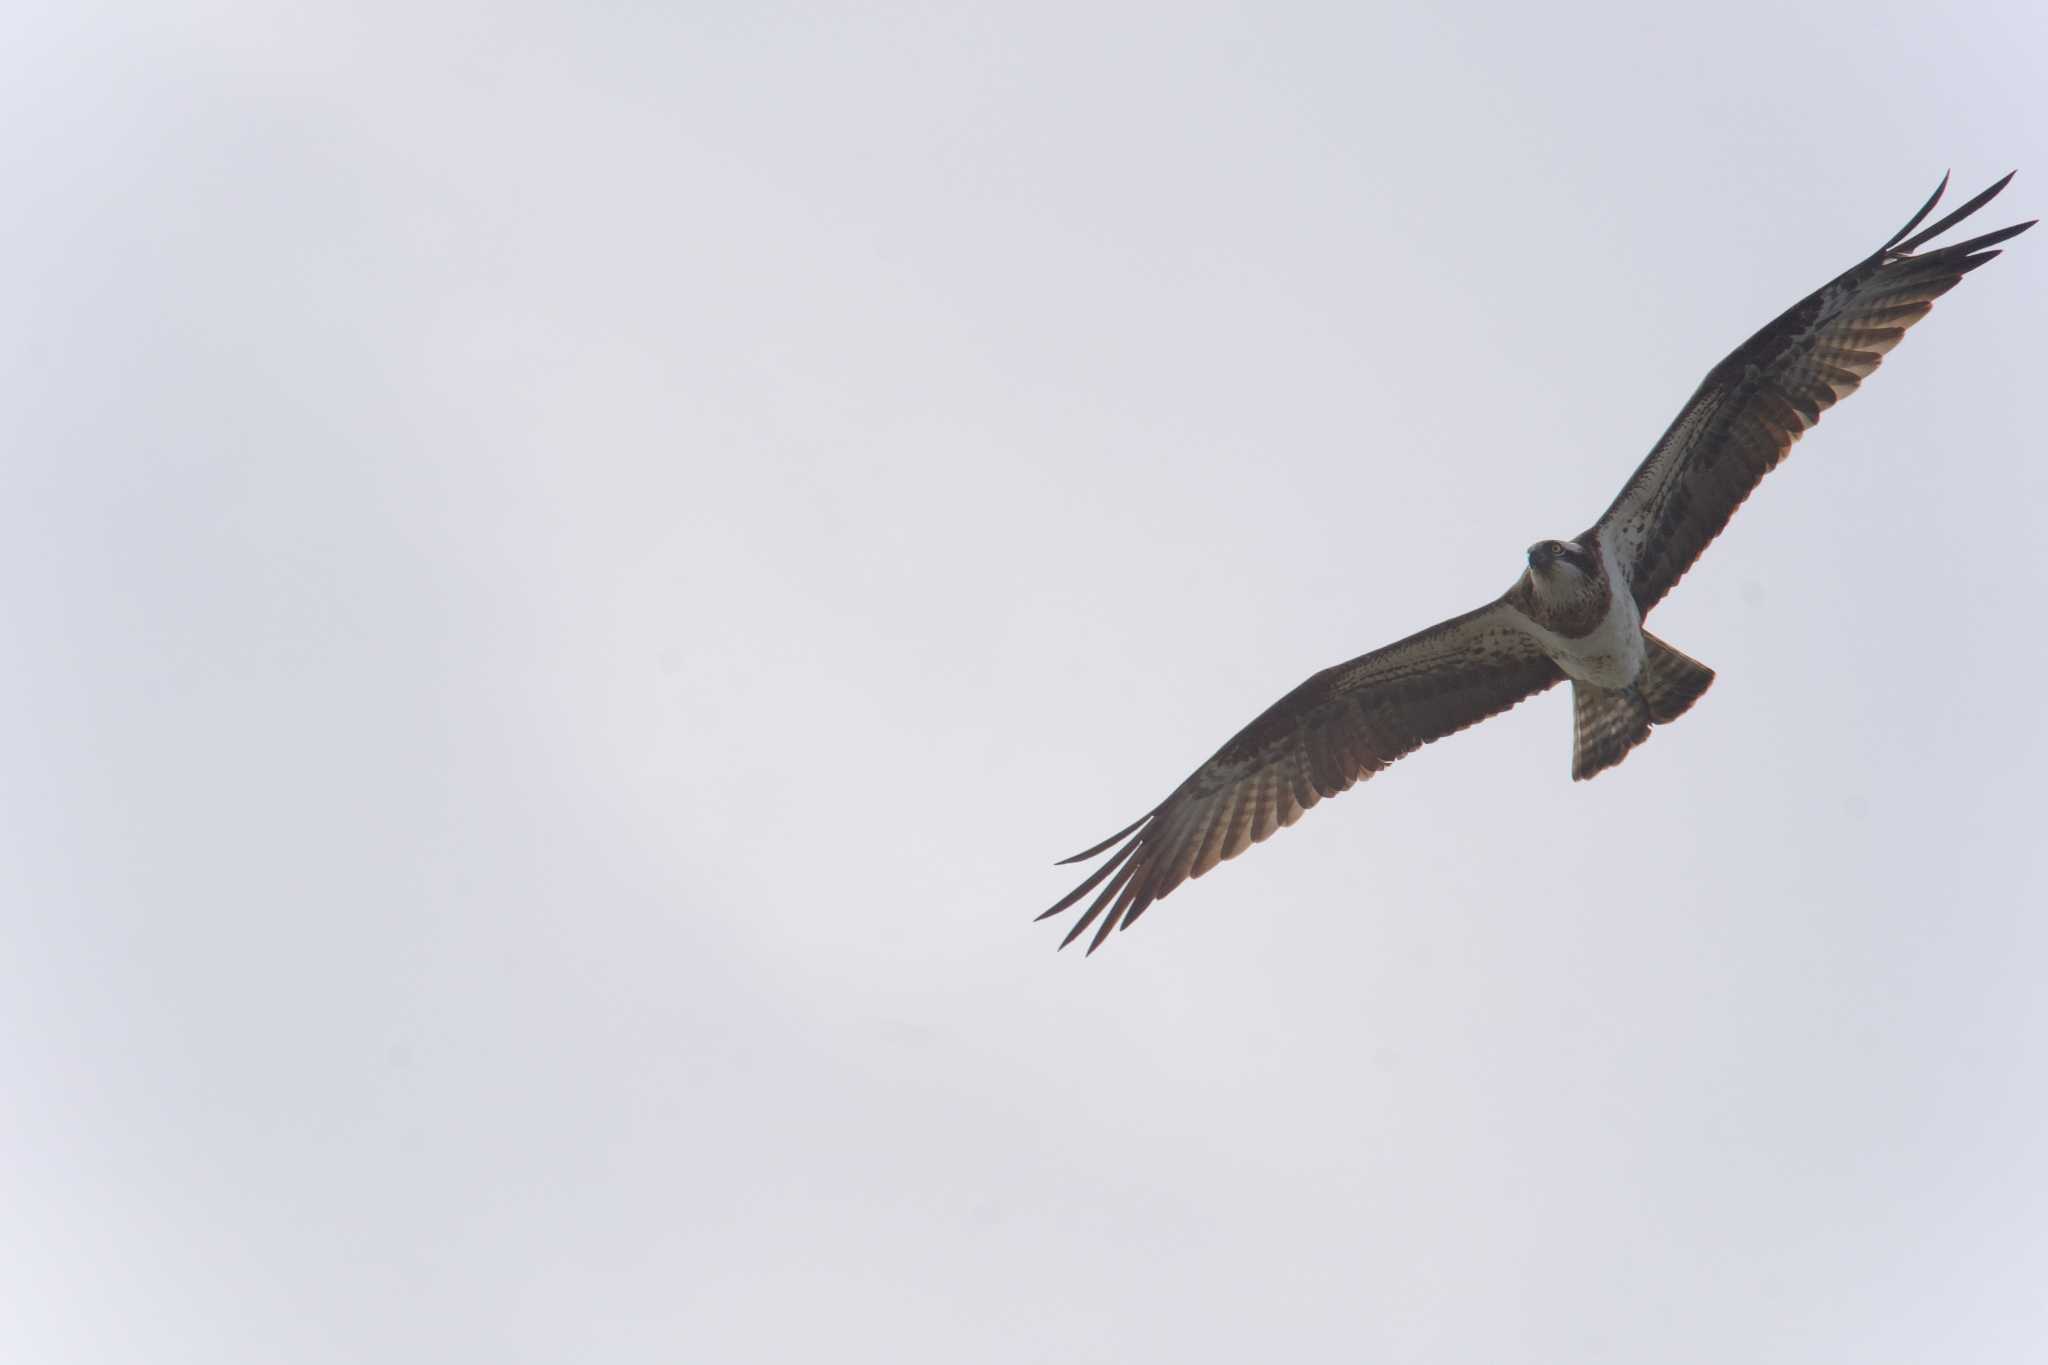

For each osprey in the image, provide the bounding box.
[1041,172,2032,953]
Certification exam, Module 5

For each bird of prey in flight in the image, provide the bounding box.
[1041,172,2032,953]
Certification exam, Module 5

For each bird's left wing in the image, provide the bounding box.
[1598,173,2033,615]
[1040,599,1561,952]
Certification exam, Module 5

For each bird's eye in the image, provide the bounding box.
[1546,541,1564,557]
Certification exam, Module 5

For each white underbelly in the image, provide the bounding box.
[1557,625,1645,688]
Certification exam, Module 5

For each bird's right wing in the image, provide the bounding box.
[1040,599,1561,952]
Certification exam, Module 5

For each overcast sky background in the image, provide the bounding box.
[5,4,2045,1362]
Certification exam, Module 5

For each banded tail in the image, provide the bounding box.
[1571,633,1716,781]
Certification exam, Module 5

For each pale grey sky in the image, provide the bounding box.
[4,4,2044,1362]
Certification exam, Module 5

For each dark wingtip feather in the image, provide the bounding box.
[1883,171,1950,252]
[1055,811,1150,865]
[1037,834,1141,920]
[1057,847,1144,948]
[1962,219,2036,252]
[1086,907,1120,955]
[1117,886,1161,932]
[1060,903,1105,951]
[1895,171,2019,255]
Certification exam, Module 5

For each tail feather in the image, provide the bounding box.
[1571,632,1716,781]
[1572,685,1651,782]
[1637,632,1715,724]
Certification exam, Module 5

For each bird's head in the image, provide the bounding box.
[1523,539,1597,605]
[1526,538,1592,577]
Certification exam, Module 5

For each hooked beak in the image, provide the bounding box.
[1527,543,1556,569]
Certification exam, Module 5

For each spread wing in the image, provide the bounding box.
[1599,173,2034,614]
[1039,601,1561,952]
